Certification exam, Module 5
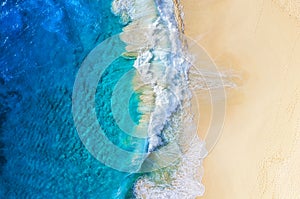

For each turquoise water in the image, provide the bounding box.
[0,0,142,198]
[95,58,146,153]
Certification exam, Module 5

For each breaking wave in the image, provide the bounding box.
[112,0,236,197]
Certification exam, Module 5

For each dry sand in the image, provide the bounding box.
[181,0,300,198]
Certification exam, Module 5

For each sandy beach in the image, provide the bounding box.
[181,0,300,198]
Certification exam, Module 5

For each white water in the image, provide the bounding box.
[134,137,207,199]
[112,0,220,198]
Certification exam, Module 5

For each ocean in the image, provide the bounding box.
[0,0,208,198]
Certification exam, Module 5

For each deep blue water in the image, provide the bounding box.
[0,0,141,198]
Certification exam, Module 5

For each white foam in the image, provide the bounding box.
[134,138,208,199]
[111,0,135,23]
[111,0,224,197]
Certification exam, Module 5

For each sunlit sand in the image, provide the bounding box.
[182,0,300,198]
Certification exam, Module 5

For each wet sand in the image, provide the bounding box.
[181,0,300,198]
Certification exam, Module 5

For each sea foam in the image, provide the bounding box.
[112,0,209,197]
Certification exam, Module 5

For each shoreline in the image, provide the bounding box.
[172,0,185,33]
[181,0,300,198]
[113,0,207,197]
